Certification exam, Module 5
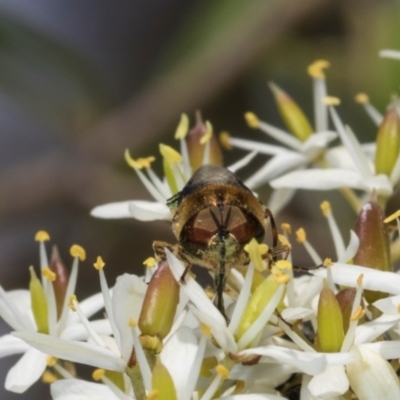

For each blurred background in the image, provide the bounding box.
[0,0,399,398]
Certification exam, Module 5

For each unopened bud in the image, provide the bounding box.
[29,266,49,334]
[353,201,392,303]
[375,106,400,176]
[269,82,312,141]
[138,261,179,340]
[335,288,357,333]
[151,360,177,400]
[317,287,344,352]
[50,246,69,318]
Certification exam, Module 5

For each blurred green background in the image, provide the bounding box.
[0,0,400,398]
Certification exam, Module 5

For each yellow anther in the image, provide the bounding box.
[68,294,78,311]
[159,144,182,164]
[143,257,156,268]
[323,96,341,106]
[384,210,400,223]
[35,230,50,242]
[281,223,291,234]
[200,322,212,336]
[278,234,290,247]
[275,260,292,270]
[355,93,369,104]
[70,245,86,261]
[323,258,333,267]
[174,113,189,140]
[357,274,364,286]
[199,121,213,144]
[320,201,331,217]
[244,112,260,128]
[216,364,229,379]
[92,369,105,381]
[146,390,159,400]
[244,239,268,271]
[128,318,137,328]
[42,370,57,384]
[124,149,145,170]
[219,131,232,150]
[350,306,365,322]
[307,59,330,79]
[42,267,56,282]
[296,228,306,243]
[46,356,57,367]
[234,380,245,394]
[204,287,215,299]
[93,256,105,271]
[275,273,291,284]
[136,157,156,169]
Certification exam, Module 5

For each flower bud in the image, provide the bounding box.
[317,287,344,352]
[269,82,313,141]
[335,288,356,334]
[353,200,391,303]
[186,111,223,171]
[50,245,69,318]
[375,106,400,176]
[29,266,49,333]
[138,261,180,340]
[105,370,125,392]
[151,360,177,400]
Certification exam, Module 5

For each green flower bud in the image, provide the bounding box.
[29,266,48,333]
[353,200,392,303]
[317,287,344,352]
[151,360,177,400]
[269,82,313,141]
[105,370,125,392]
[139,261,180,340]
[375,106,400,176]
[50,245,69,319]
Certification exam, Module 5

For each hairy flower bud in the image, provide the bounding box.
[353,200,392,303]
[139,261,180,340]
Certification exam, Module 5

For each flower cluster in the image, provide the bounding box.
[2,51,400,400]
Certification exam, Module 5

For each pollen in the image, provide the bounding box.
[320,201,331,217]
[244,112,260,128]
[216,364,229,379]
[281,223,291,234]
[296,228,306,243]
[143,257,156,268]
[42,267,56,282]
[323,96,341,106]
[46,355,57,367]
[219,131,232,150]
[174,113,189,140]
[357,274,364,286]
[307,59,330,79]
[200,322,212,336]
[244,239,267,271]
[275,260,292,270]
[355,93,369,104]
[272,271,291,284]
[136,157,156,169]
[68,294,78,311]
[384,210,400,223]
[199,121,213,144]
[127,318,138,328]
[92,368,105,381]
[124,149,145,170]
[35,230,50,242]
[70,244,86,261]
[323,258,333,268]
[350,305,365,321]
[159,144,183,164]
[42,370,57,384]
[93,256,105,270]
[278,234,290,247]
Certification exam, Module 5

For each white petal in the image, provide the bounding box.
[217,395,284,400]
[13,331,126,372]
[258,121,303,151]
[228,137,289,155]
[239,346,326,375]
[228,150,258,174]
[362,341,400,360]
[5,348,47,393]
[112,274,147,362]
[338,230,359,263]
[325,146,359,170]
[354,314,400,345]
[160,327,199,400]
[51,379,121,400]
[324,351,358,366]
[0,334,30,357]
[347,346,400,400]
[61,320,112,341]
[245,152,308,189]
[129,200,171,221]
[280,307,313,322]
[308,365,349,398]
[312,263,400,295]
[78,292,106,319]
[374,295,400,314]
[91,201,133,219]
[379,49,400,60]
[267,187,297,214]
[301,131,337,156]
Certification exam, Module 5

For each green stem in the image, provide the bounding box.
[126,365,146,400]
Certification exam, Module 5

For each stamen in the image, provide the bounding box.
[128,318,138,328]
[92,369,105,381]
[307,59,330,79]
[244,112,260,128]
[68,294,78,311]
[216,364,229,379]
[278,234,290,247]
[296,228,323,265]
[174,113,189,140]
[384,210,400,223]
[159,144,182,164]
[355,93,369,104]
[219,132,232,150]
[275,260,292,270]
[281,223,291,234]
[93,256,105,271]
[46,356,57,367]
[42,371,57,384]
[200,322,212,336]
[199,121,213,145]
[355,93,383,126]
[42,267,56,282]
[70,245,86,261]
[143,257,156,268]
[244,239,268,271]
[124,149,155,170]
[35,230,50,242]
[296,228,306,243]
[320,201,331,217]
[323,96,341,106]
[350,305,365,321]
[323,258,333,267]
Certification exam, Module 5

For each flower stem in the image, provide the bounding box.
[126,365,146,400]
